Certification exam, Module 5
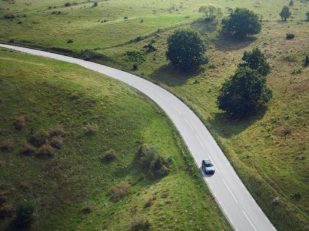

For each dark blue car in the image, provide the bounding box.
[202,160,215,175]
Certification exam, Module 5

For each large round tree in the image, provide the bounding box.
[217,67,272,118]
[222,8,261,40]
[166,30,207,72]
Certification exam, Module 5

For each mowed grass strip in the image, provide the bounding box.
[0,49,230,231]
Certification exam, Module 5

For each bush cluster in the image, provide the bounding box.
[136,144,169,177]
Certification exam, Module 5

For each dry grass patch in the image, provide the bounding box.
[13,115,26,130]
[102,149,117,162]
[36,143,55,158]
[108,182,130,202]
[19,143,35,156]
[0,140,14,152]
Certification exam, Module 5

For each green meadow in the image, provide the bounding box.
[0,0,309,230]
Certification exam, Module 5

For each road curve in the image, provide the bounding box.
[0,44,276,231]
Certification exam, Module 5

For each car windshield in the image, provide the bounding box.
[204,161,213,167]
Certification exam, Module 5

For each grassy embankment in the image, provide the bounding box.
[0,49,230,230]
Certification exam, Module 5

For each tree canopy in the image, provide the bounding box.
[166,30,207,72]
[280,6,291,21]
[217,67,272,118]
[239,48,270,76]
[221,8,261,39]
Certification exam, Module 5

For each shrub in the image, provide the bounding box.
[83,123,98,136]
[81,206,92,214]
[19,143,35,156]
[280,6,291,21]
[144,197,156,208]
[64,2,72,7]
[166,30,207,72]
[14,201,34,229]
[217,67,272,118]
[102,149,117,162]
[286,33,295,40]
[3,14,15,20]
[0,205,14,219]
[290,192,301,201]
[239,48,270,76]
[124,16,128,20]
[108,183,130,202]
[222,8,261,39]
[198,5,222,22]
[13,115,26,130]
[36,144,55,158]
[29,130,49,147]
[136,144,169,177]
[143,43,156,53]
[304,55,309,67]
[50,136,64,149]
[67,39,74,44]
[132,64,138,71]
[306,12,309,21]
[0,140,14,152]
[49,127,65,137]
[131,217,151,231]
[125,51,145,64]
[92,2,98,7]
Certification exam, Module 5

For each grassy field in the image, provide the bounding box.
[0,49,230,230]
[0,0,309,230]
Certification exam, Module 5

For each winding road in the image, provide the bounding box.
[0,44,276,231]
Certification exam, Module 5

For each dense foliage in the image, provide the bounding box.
[222,8,261,39]
[280,6,291,21]
[239,48,270,76]
[217,67,272,118]
[166,30,207,72]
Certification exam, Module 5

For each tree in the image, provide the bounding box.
[221,8,261,40]
[217,67,272,118]
[166,30,207,72]
[289,0,294,7]
[239,48,270,76]
[306,12,309,21]
[280,6,291,21]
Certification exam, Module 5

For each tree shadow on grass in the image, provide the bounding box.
[150,64,201,87]
[190,18,219,34]
[214,34,257,52]
[207,107,267,138]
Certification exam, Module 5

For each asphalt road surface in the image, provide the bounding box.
[0,44,276,231]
